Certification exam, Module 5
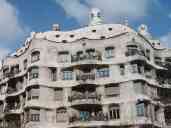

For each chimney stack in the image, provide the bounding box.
[52,24,60,31]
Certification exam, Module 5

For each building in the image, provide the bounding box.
[0,8,171,128]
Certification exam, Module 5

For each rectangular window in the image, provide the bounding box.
[105,84,120,97]
[105,47,114,58]
[126,45,139,56]
[131,64,138,73]
[146,49,150,60]
[136,102,146,117]
[109,105,120,119]
[31,51,40,62]
[86,49,95,59]
[30,109,40,122]
[58,51,69,63]
[62,70,73,80]
[97,67,109,78]
[23,59,27,70]
[27,87,39,100]
[29,67,39,80]
[50,68,57,81]
[120,64,125,75]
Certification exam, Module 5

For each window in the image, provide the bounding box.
[126,45,139,56]
[154,106,159,121]
[23,59,27,70]
[109,105,120,119]
[105,47,114,58]
[50,68,57,81]
[92,29,96,33]
[136,102,147,117]
[131,64,138,73]
[62,70,73,80]
[27,86,39,100]
[154,57,162,66]
[58,51,70,63]
[30,109,40,122]
[105,84,120,97]
[86,49,95,59]
[56,108,67,122]
[31,51,40,62]
[120,64,125,75]
[97,67,109,78]
[108,28,112,31]
[29,67,39,80]
[146,49,150,60]
[54,88,63,101]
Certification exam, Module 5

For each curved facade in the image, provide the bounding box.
[0,10,171,128]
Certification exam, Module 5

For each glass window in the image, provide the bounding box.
[62,70,73,80]
[58,51,69,63]
[31,51,40,62]
[136,102,145,117]
[132,64,138,73]
[29,67,39,80]
[120,64,125,75]
[126,45,139,56]
[109,105,120,119]
[146,49,150,60]
[30,109,40,122]
[23,59,27,70]
[27,86,39,100]
[97,67,109,78]
[50,68,57,81]
[105,47,114,58]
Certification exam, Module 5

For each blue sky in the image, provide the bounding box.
[0,0,171,60]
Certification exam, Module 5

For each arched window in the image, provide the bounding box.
[31,51,40,62]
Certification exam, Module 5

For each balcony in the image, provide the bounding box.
[125,49,145,57]
[4,103,21,114]
[3,70,21,79]
[76,72,95,82]
[4,115,21,128]
[71,52,101,63]
[68,92,101,105]
[7,87,17,95]
[166,119,171,126]
[69,111,108,123]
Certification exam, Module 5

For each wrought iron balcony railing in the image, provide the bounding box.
[68,92,101,102]
[4,103,20,113]
[76,72,95,81]
[69,112,108,123]
[71,53,101,63]
[125,49,145,57]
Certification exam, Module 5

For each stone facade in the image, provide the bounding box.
[0,9,171,128]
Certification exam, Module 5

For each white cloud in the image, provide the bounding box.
[169,13,171,19]
[55,0,157,24]
[0,0,26,42]
[160,32,171,47]
[55,0,89,24]
[0,48,10,69]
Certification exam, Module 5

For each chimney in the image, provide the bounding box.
[52,24,60,31]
